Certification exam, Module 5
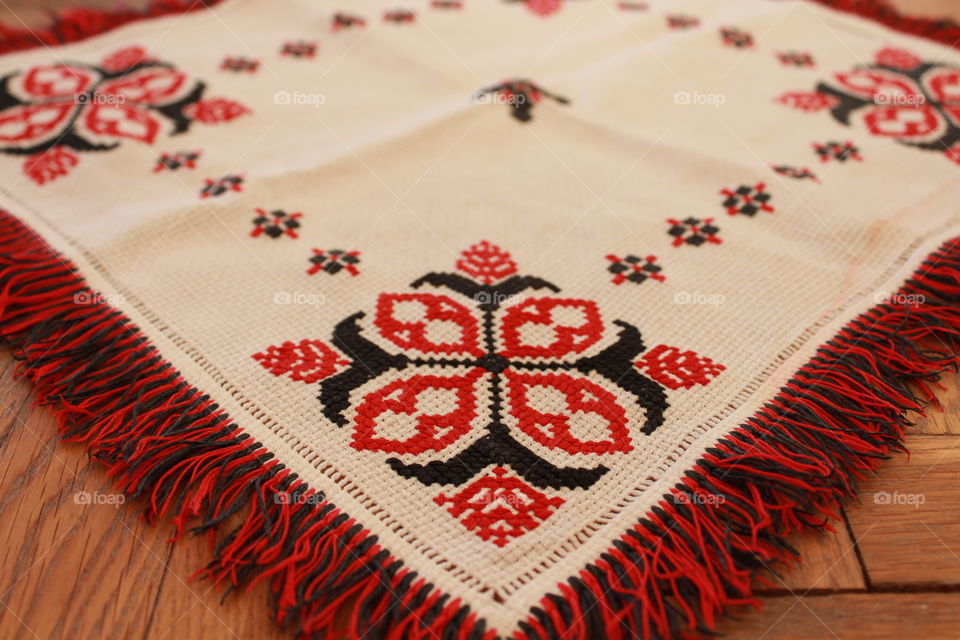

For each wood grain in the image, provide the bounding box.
[845,436,960,587]
[717,593,960,640]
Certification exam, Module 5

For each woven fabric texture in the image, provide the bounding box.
[1,0,959,632]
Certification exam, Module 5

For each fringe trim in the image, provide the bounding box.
[809,0,960,50]
[0,210,494,640]
[3,202,960,640]
[0,0,956,58]
[0,0,222,56]
[515,239,960,640]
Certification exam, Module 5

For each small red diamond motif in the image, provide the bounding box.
[434,467,564,546]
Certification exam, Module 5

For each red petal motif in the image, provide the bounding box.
[499,297,604,359]
[97,67,188,105]
[504,370,631,454]
[0,102,75,144]
[833,68,921,103]
[863,105,940,138]
[352,369,484,454]
[83,103,160,143]
[21,64,96,99]
[375,292,484,356]
[926,68,960,105]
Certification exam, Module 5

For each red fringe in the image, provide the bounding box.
[0,0,222,56]
[809,0,960,50]
[0,0,955,58]
[3,204,960,640]
[514,239,960,640]
[0,211,493,640]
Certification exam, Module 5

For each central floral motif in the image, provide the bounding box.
[254,242,724,544]
[779,46,960,164]
[0,45,249,184]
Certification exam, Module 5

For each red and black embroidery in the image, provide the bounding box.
[476,79,570,122]
[776,90,839,112]
[0,45,248,185]
[948,145,960,165]
[100,45,154,71]
[332,12,367,31]
[220,56,259,73]
[154,150,200,172]
[618,2,648,11]
[307,249,361,276]
[772,164,819,182]
[813,140,862,162]
[720,27,753,48]
[182,97,249,123]
[777,51,815,67]
[792,46,960,162]
[635,345,724,391]
[434,467,564,546]
[200,174,244,198]
[505,0,564,17]
[24,147,78,184]
[281,40,317,59]
[667,14,699,29]
[431,0,463,8]
[874,46,921,70]
[253,339,349,384]
[720,183,774,216]
[254,242,722,544]
[251,208,302,238]
[605,253,665,285]
[667,217,721,247]
[383,9,416,23]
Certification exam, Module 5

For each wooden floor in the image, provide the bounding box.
[7,353,960,640]
[2,0,960,638]
[3,357,960,640]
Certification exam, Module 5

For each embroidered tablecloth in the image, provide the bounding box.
[1,1,959,638]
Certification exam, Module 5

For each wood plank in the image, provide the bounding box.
[144,522,285,640]
[0,352,276,640]
[846,435,960,586]
[717,593,960,640]
[908,372,960,435]
[755,516,865,593]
